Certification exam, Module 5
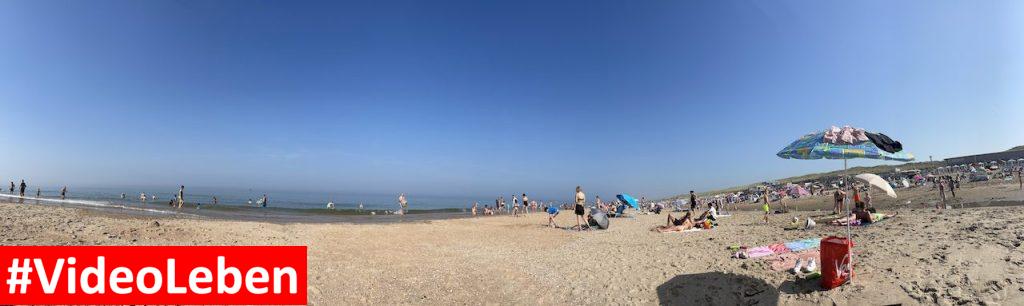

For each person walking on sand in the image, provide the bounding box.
[19,180,26,197]
[689,191,697,212]
[512,194,520,217]
[937,179,947,209]
[574,186,586,231]
[60,186,67,200]
[398,193,408,215]
[1011,166,1019,190]
[522,193,530,214]
[177,185,185,208]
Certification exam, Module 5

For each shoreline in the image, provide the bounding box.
[0,193,470,225]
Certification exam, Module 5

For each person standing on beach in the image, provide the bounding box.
[574,186,586,231]
[947,177,956,198]
[832,189,845,215]
[471,202,478,216]
[261,194,268,207]
[522,193,530,214]
[1018,166,1023,190]
[36,188,41,197]
[512,194,521,217]
[398,193,408,214]
[177,185,185,208]
[689,191,697,212]
[762,188,771,224]
[19,180,26,197]
[60,186,67,200]
[937,179,947,209]
[9,181,14,194]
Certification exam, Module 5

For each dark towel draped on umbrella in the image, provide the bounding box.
[865,132,903,154]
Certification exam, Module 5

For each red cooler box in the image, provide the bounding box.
[820,236,854,289]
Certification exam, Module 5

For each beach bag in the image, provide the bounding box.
[820,236,854,289]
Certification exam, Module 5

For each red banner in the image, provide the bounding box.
[0,246,307,305]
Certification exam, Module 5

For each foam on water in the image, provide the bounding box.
[0,193,179,215]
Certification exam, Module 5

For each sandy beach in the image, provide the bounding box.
[0,179,1021,305]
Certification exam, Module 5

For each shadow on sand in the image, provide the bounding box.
[657,272,779,306]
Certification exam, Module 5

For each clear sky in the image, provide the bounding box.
[1,1,1022,200]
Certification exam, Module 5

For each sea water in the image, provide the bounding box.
[3,186,481,212]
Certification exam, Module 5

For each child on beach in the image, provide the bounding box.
[762,189,771,224]
[546,206,559,228]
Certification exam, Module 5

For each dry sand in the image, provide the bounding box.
[1,179,1023,305]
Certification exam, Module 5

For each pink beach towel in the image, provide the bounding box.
[768,243,790,254]
[746,246,775,258]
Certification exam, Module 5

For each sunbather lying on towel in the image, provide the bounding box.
[830,208,897,226]
[654,211,696,232]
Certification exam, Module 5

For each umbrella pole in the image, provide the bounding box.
[844,158,854,285]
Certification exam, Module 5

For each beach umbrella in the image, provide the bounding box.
[589,211,609,229]
[854,173,897,198]
[777,125,913,286]
[616,194,639,209]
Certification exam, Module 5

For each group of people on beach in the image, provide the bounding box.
[3,180,65,200]
[471,193,542,217]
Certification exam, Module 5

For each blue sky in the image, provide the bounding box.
[1,1,1022,200]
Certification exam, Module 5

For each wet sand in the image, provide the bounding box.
[1,179,1023,305]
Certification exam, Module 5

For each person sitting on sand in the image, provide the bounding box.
[654,211,695,233]
[694,202,718,223]
[830,207,897,226]
[484,205,494,215]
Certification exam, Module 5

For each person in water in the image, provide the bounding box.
[177,185,185,209]
[574,186,586,231]
[397,193,407,214]
[60,186,67,200]
[261,194,268,207]
[36,188,41,197]
[9,181,14,194]
[18,180,26,197]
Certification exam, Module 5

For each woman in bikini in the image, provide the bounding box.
[654,210,695,233]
